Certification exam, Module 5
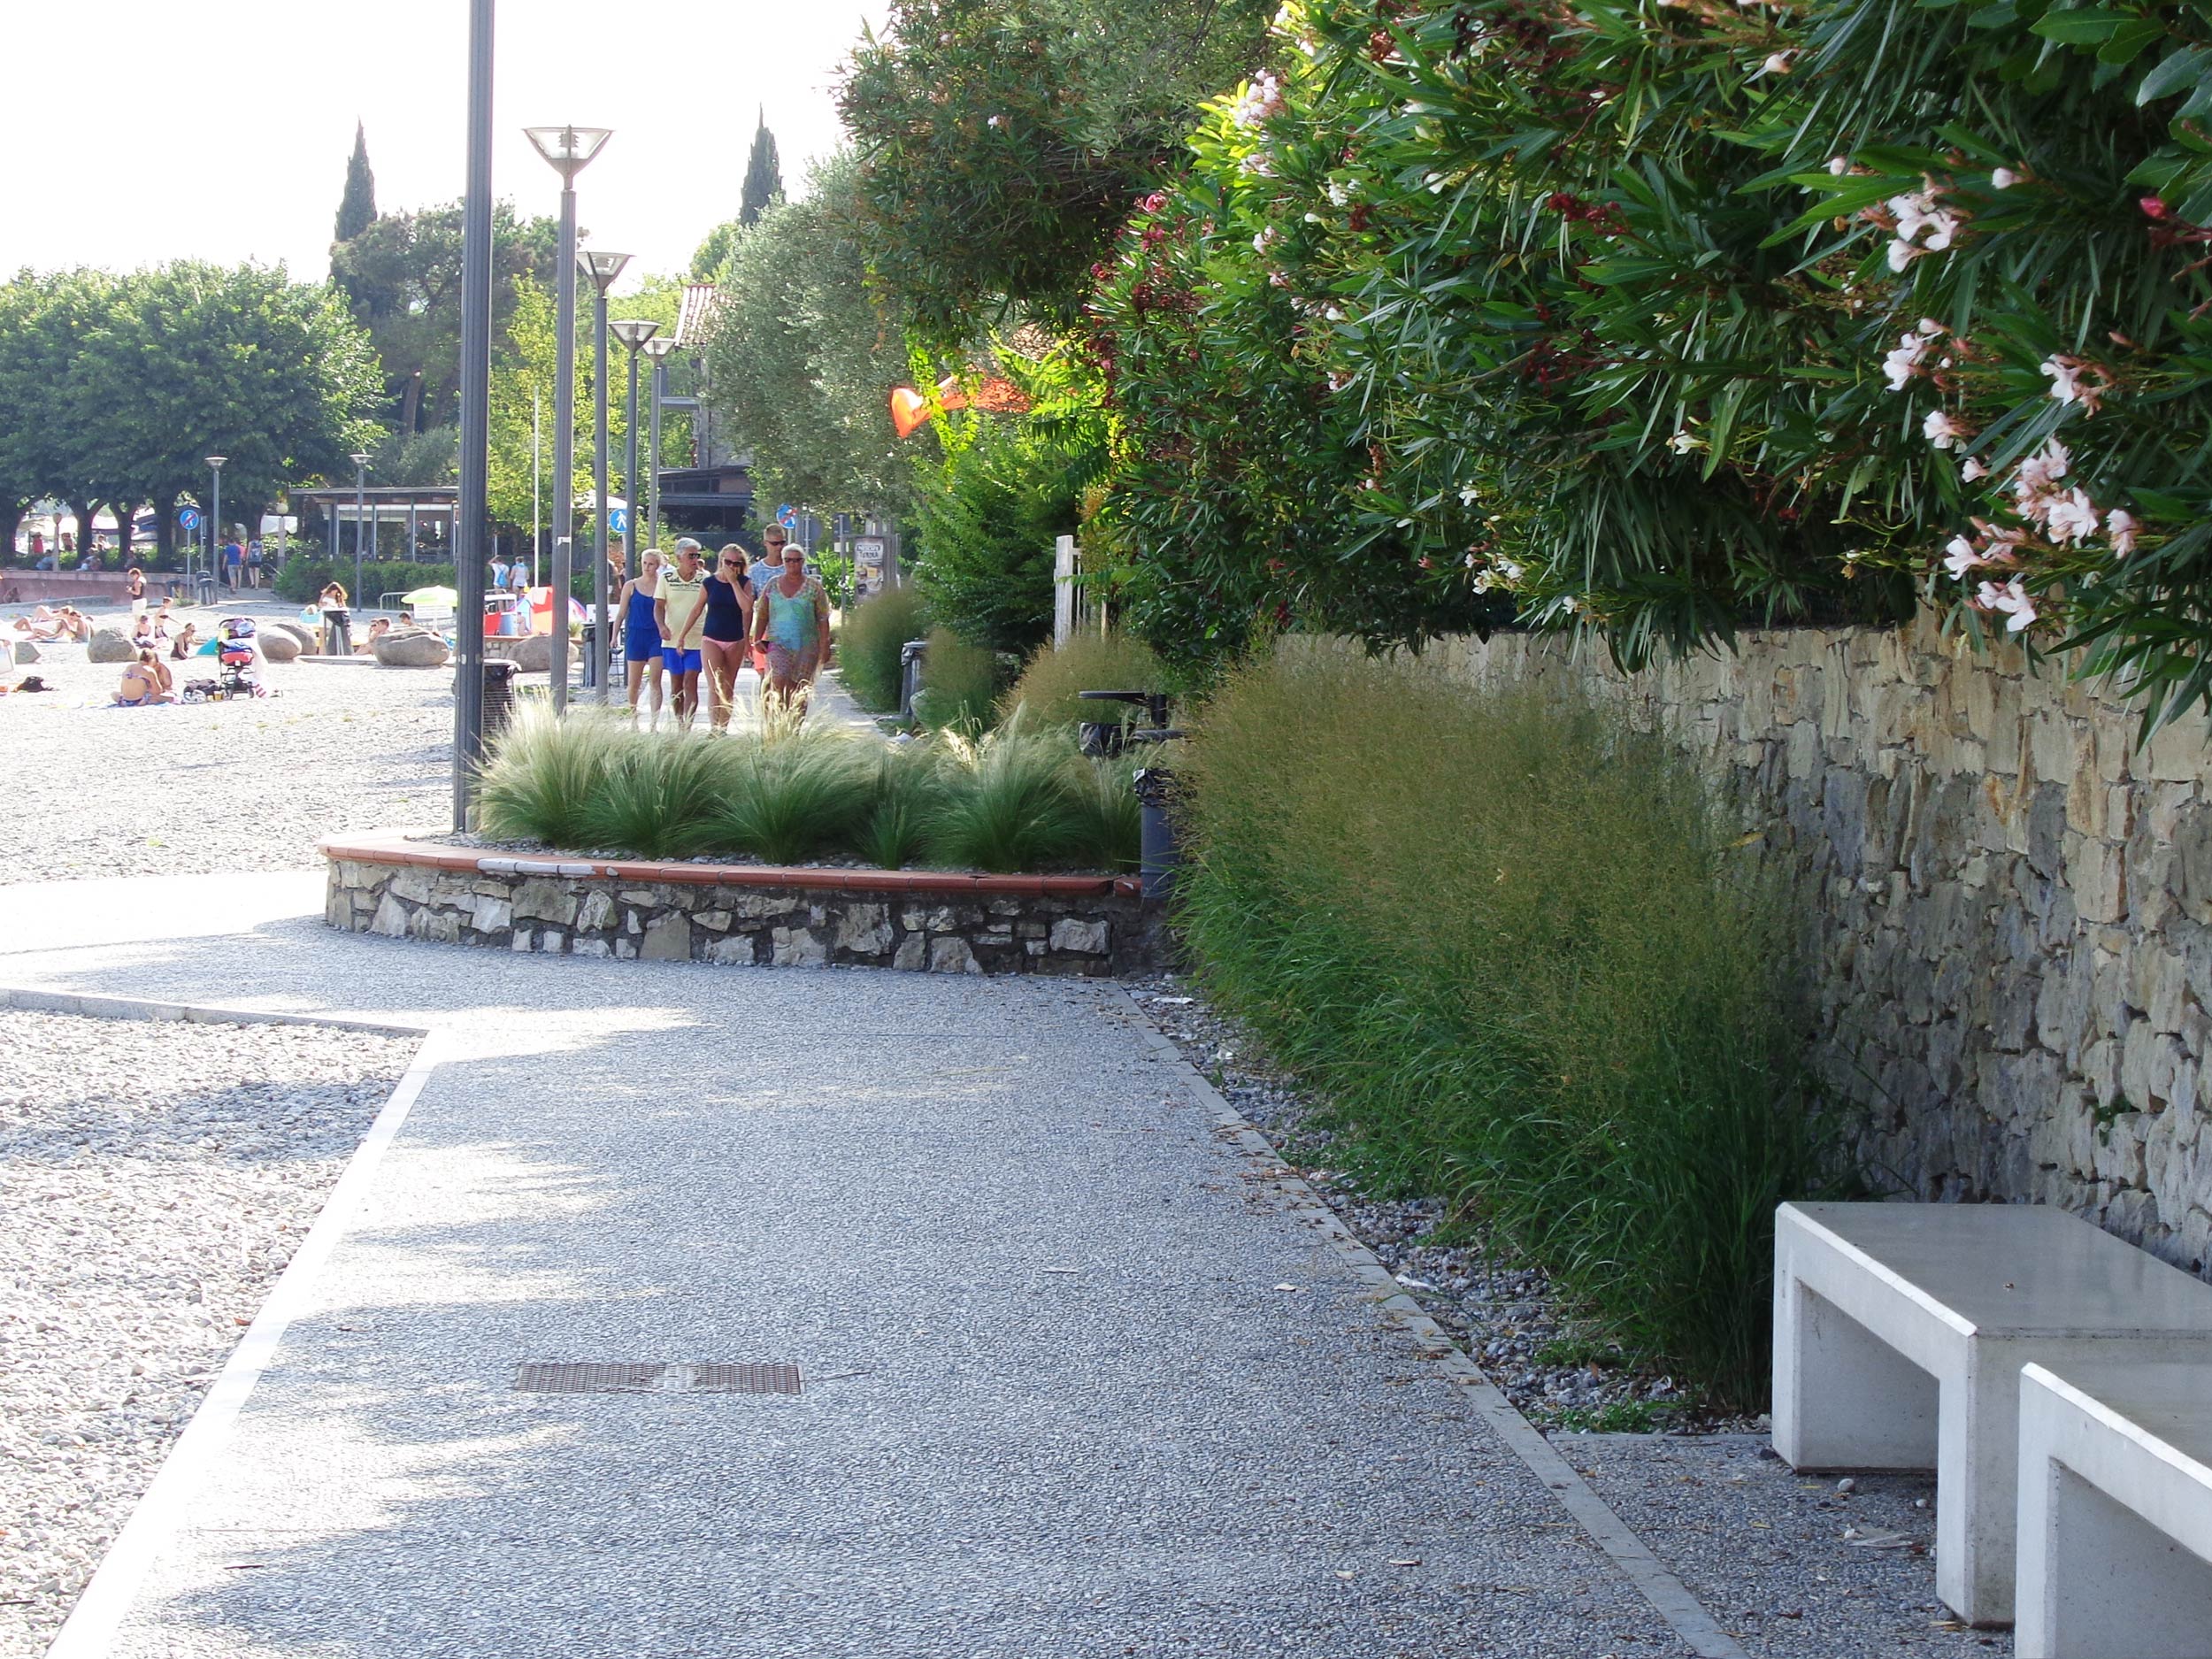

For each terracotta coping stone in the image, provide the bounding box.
[320,831,1142,900]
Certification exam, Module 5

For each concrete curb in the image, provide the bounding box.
[1118,987,1753,1659]
[31,993,442,1659]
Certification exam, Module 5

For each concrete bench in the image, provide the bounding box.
[1772,1202,2212,1625]
[2016,1361,2212,1658]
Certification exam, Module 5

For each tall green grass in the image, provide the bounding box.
[711,728,879,864]
[856,740,949,869]
[1176,648,1841,1407]
[475,708,619,849]
[1003,630,1171,730]
[913,626,1000,733]
[838,583,929,710]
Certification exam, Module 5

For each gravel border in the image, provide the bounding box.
[0,1009,415,1659]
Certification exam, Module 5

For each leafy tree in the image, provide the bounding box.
[0,269,116,561]
[838,0,1274,334]
[331,201,557,432]
[72,263,383,561]
[705,150,914,519]
[740,111,782,227]
[334,120,378,243]
[691,221,742,281]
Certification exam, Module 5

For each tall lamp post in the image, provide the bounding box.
[579,250,630,703]
[640,335,676,553]
[523,123,611,714]
[349,451,372,605]
[205,457,226,597]
[609,319,659,557]
[452,0,496,830]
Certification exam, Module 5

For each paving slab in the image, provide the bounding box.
[4,882,1700,1658]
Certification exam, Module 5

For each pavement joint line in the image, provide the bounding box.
[0,982,429,1039]
[40,1010,445,1659]
[1117,986,1754,1659]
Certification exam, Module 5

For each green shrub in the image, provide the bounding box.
[275,554,455,606]
[928,715,1091,872]
[475,706,620,849]
[1002,630,1170,731]
[709,727,879,864]
[575,733,741,860]
[1177,648,1840,1407]
[1067,753,1143,873]
[912,626,999,733]
[838,583,929,710]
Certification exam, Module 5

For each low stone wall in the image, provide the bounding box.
[1301,617,2212,1276]
[321,834,1162,977]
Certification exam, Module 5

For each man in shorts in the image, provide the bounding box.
[652,538,709,730]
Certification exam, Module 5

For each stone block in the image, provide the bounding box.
[511,879,579,927]
[86,627,134,664]
[706,935,756,965]
[1048,917,1110,955]
[696,910,732,933]
[369,893,411,938]
[772,926,828,967]
[388,865,436,905]
[573,938,611,958]
[640,912,691,962]
[929,936,979,974]
[409,909,462,944]
[576,890,615,933]
[893,935,927,972]
[834,904,891,956]
[470,895,512,935]
[372,629,450,668]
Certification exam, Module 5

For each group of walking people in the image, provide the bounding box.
[617,530,830,732]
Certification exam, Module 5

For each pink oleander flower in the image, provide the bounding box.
[2040,355,2086,404]
[1923,411,1968,450]
[1252,226,1280,254]
[1943,535,1980,580]
[1991,167,2021,190]
[1978,577,2038,632]
[1827,156,1851,176]
[1755,50,1794,75]
[1960,457,1989,482]
[2014,438,2070,495]
[1231,71,1285,128]
[1882,326,1937,390]
[2107,508,2140,557]
[2042,488,2101,544]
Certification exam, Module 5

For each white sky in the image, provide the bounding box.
[4,0,890,294]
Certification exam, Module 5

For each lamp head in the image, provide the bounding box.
[609,319,661,350]
[349,452,372,468]
[523,124,613,183]
[205,455,227,469]
[579,250,632,292]
[640,337,678,362]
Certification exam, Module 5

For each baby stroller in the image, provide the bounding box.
[181,618,269,702]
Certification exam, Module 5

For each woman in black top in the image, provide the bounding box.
[699,545,754,734]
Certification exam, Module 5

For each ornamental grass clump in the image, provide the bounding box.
[838,583,929,711]
[474,706,621,850]
[1177,648,1839,1407]
[575,732,743,861]
[913,626,1000,733]
[855,740,949,870]
[928,713,1093,872]
[1002,629,1171,731]
[710,727,879,865]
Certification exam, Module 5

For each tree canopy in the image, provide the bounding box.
[741,111,783,227]
[334,121,378,243]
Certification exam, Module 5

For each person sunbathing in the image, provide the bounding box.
[113,649,173,706]
[355,618,393,654]
[168,624,202,660]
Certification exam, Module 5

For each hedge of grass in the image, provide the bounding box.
[1175,648,1846,1407]
[1002,629,1171,731]
[912,626,1000,733]
[474,707,1139,874]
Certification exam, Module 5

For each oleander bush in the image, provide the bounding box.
[473,706,1139,872]
[1176,648,1845,1404]
[836,581,930,710]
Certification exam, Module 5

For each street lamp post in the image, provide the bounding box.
[453,0,495,829]
[523,123,612,714]
[641,336,676,554]
[349,452,372,608]
[609,319,659,695]
[206,457,226,599]
[579,250,630,703]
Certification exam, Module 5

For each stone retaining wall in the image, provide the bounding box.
[1317,618,2212,1274]
[322,836,1163,977]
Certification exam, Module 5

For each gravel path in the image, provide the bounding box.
[0,1010,414,1659]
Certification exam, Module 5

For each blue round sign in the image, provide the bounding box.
[177,507,203,532]
[609,506,630,538]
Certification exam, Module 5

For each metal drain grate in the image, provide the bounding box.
[515,1362,803,1395]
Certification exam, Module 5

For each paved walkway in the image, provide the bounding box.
[6,876,1710,1658]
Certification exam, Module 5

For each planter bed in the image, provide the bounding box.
[321,832,1164,976]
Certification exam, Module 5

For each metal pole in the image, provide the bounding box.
[352,461,367,604]
[550,184,578,711]
[592,283,611,703]
[531,389,541,578]
[409,500,419,561]
[453,0,495,829]
[648,358,664,552]
[623,342,640,563]
[210,467,222,596]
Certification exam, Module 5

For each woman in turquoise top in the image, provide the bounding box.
[747,542,832,715]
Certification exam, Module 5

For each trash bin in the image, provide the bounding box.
[580,621,599,689]
[195,574,217,606]
[899,638,929,721]
[322,607,353,657]
[482,658,518,741]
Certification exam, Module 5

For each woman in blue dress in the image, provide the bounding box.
[618,548,665,728]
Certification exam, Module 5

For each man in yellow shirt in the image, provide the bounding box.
[653,539,710,730]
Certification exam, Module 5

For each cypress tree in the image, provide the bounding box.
[738,111,782,227]
[334,121,377,243]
